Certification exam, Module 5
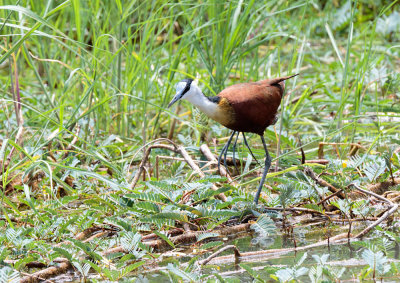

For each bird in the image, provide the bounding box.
[168,74,298,204]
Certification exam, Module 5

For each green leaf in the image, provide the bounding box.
[251,214,276,237]
[132,201,160,213]
[144,212,188,223]
[0,266,20,283]
[122,260,146,275]
[53,247,73,262]
[196,232,220,242]
[362,249,390,275]
[154,231,175,249]
[124,192,165,203]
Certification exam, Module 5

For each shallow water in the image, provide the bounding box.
[51,221,400,282]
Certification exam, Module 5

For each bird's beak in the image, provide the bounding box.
[167,91,182,108]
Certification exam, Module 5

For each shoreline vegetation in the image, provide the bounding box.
[1,1,400,281]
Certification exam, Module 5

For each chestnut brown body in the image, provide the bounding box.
[216,76,292,135]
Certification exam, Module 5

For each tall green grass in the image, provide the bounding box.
[1,0,400,279]
[0,0,399,193]
[0,0,399,206]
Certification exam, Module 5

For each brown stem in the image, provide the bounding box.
[199,144,236,185]
[198,245,241,266]
[63,125,81,159]
[304,167,345,199]
[3,54,24,171]
[351,184,398,239]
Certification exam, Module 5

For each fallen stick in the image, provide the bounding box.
[263,206,336,216]
[142,228,185,241]
[366,178,400,195]
[304,167,345,199]
[199,144,236,185]
[19,226,106,282]
[20,261,71,283]
[317,189,344,206]
[186,232,351,268]
[103,223,251,256]
[62,124,81,159]
[198,245,241,266]
[130,143,177,189]
[351,184,399,239]
[54,226,104,248]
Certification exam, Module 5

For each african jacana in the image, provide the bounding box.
[168,74,298,204]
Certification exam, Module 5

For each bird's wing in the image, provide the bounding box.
[218,82,283,134]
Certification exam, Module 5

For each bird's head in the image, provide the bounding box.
[168,78,198,108]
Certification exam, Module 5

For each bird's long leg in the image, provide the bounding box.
[253,135,272,205]
[231,131,240,173]
[223,131,236,172]
[218,131,236,175]
[242,132,261,166]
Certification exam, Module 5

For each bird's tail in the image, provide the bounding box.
[268,73,299,86]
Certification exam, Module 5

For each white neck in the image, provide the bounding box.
[183,85,219,118]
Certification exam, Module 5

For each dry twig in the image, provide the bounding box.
[304,167,345,199]
[198,245,241,266]
[351,183,398,239]
[200,144,236,185]
[62,125,81,159]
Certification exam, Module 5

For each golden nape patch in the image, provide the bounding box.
[214,97,235,127]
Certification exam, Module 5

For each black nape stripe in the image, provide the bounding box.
[207,96,221,104]
[179,78,193,98]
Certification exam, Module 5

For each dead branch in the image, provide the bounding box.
[167,104,181,140]
[351,184,399,239]
[75,226,103,241]
[53,226,104,248]
[198,232,350,266]
[62,125,81,159]
[366,178,400,195]
[130,143,177,189]
[20,261,71,283]
[318,142,366,159]
[19,226,108,282]
[200,144,236,185]
[317,189,344,206]
[204,258,400,279]
[198,245,241,266]
[262,206,336,216]
[103,223,251,256]
[142,228,185,241]
[176,145,227,201]
[304,167,345,199]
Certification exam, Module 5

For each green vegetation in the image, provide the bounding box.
[1,0,400,282]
